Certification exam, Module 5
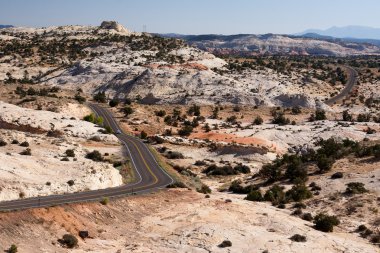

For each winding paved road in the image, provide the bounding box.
[325,66,358,105]
[0,104,173,211]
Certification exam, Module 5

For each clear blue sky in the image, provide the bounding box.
[1,0,379,34]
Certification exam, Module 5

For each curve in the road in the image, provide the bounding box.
[325,66,358,105]
[0,104,173,211]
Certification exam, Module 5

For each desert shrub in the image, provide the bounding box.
[95,116,104,125]
[258,163,282,183]
[233,105,241,112]
[345,182,368,195]
[154,110,166,117]
[109,98,119,107]
[74,94,86,104]
[253,116,263,125]
[47,130,63,137]
[0,139,7,146]
[233,164,251,174]
[291,106,302,115]
[104,125,113,134]
[65,149,75,157]
[245,190,264,201]
[316,155,334,173]
[226,115,238,124]
[203,164,235,176]
[123,106,134,116]
[197,184,211,194]
[293,202,307,209]
[229,180,247,194]
[357,113,371,122]
[67,180,75,186]
[272,111,290,125]
[86,150,103,161]
[286,184,313,202]
[284,156,308,182]
[370,234,380,244]
[83,113,95,122]
[178,125,193,136]
[218,240,232,248]
[59,234,78,248]
[291,208,303,216]
[194,160,207,166]
[166,181,187,188]
[342,110,352,121]
[20,148,31,156]
[302,213,313,221]
[264,185,286,205]
[19,141,29,147]
[11,140,19,144]
[357,224,368,232]
[310,109,326,121]
[93,91,106,103]
[290,234,306,242]
[187,104,201,116]
[313,213,340,232]
[8,244,17,253]
[140,130,147,139]
[100,197,109,205]
[165,151,184,159]
[61,157,70,161]
[331,172,343,179]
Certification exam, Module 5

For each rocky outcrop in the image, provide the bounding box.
[100,21,129,34]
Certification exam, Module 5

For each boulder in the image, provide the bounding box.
[100,21,129,33]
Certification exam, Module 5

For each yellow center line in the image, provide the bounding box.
[99,106,159,186]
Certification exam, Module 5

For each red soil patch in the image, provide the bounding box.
[190,132,284,153]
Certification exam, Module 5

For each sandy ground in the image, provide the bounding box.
[0,102,124,201]
[0,189,378,253]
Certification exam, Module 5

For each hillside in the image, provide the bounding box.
[170,34,380,56]
[0,22,367,108]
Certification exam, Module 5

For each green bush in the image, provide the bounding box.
[264,185,286,205]
[167,182,187,188]
[272,111,290,125]
[93,91,106,103]
[345,182,368,195]
[258,163,282,183]
[155,110,166,117]
[86,150,103,161]
[253,116,263,125]
[197,184,212,194]
[286,184,313,202]
[60,234,78,248]
[109,99,119,107]
[65,149,75,157]
[289,234,307,242]
[140,130,148,139]
[7,244,17,253]
[123,106,134,116]
[100,197,109,205]
[291,106,302,115]
[316,155,334,173]
[0,139,7,146]
[314,213,340,232]
[178,125,193,136]
[245,190,263,201]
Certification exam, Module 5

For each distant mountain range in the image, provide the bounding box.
[299,26,380,40]
[0,25,13,29]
